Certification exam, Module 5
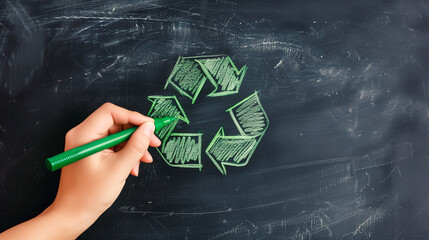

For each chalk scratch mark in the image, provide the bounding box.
[119,201,284,216]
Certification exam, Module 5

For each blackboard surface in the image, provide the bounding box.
[1,0,429,239]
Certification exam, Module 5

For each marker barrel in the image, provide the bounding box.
[46,126,137,171]
[46,116,175,171]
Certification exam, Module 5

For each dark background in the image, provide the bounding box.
[1,0,429,239]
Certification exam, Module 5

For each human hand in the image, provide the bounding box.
[0,103,161,240]
[50,103,161,235]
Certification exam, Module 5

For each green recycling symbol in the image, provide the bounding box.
[147,55,269,175]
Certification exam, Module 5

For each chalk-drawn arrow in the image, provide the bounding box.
[147,95,189,143]
[147,95,202,169]
[195,55,248,97]
[165,55,247,104]
[162,133,202,170]
[206,92,269,174]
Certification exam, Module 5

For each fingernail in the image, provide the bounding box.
[142,122,155,138]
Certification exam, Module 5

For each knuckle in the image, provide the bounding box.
[130,110,141,119]
[101,102,114,110]
[65,129,76,142]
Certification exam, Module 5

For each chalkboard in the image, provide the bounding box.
[1,0,429,239]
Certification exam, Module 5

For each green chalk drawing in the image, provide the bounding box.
[226,91,269,136]
[147,95,189,123]
[206,128,258,174]
[148,56,267,174]
[206,92,269,175]
[164,58,207,104]
[147,96,202,169]
[165,55,248,104]
[197,55,248,97]
[147,95,189,144]
[158,133,203,170]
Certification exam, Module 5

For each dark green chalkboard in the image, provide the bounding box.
[1,0,429,239]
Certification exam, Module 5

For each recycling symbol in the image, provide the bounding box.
[147,55,269,174]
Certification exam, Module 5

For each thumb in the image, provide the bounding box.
[115,122,155,173]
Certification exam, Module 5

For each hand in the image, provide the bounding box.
[0,103,161,240]
[52,103,161,230]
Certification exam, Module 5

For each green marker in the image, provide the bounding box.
[46,116,176,172]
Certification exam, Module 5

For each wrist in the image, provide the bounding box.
[46,202,99,238]
[0,203,98,240]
